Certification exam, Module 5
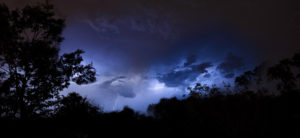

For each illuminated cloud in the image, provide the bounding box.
[3,0,299,111]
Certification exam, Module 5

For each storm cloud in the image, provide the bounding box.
[2,0,299,111]
[158,61,213,87]
[100,76,136,98]
[3,0,300,64]
[217,52,245,78]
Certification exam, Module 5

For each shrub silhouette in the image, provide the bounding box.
[55,92,100,120]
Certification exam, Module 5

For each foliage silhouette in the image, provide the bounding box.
[0,3,96,119]
[268,59,296,92]
[55,92,100,120]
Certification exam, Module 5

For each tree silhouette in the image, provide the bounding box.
[268,59,296,92]
[292,53,300,78]
[187,83,220,98]
[0,3,96,119]
[235,71,254,90]
[55,92,100,119]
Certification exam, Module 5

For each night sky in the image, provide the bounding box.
[2,0,300,112]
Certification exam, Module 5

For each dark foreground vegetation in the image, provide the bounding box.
[0,2,299,138]
[1,89,299,138]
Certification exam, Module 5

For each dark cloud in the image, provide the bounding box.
[158,70,197,87]
[3,0,299,66]
[224,73,235,79]
[184,55,197,67]
[217,53,244,74]
[197,62,213,72]
[203,73,211,78]
[158,62,213,87]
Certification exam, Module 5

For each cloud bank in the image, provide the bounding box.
[2,0,299,111]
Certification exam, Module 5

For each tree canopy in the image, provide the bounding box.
[0,3,96,119]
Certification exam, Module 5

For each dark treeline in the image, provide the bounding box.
[0,2,299,138]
